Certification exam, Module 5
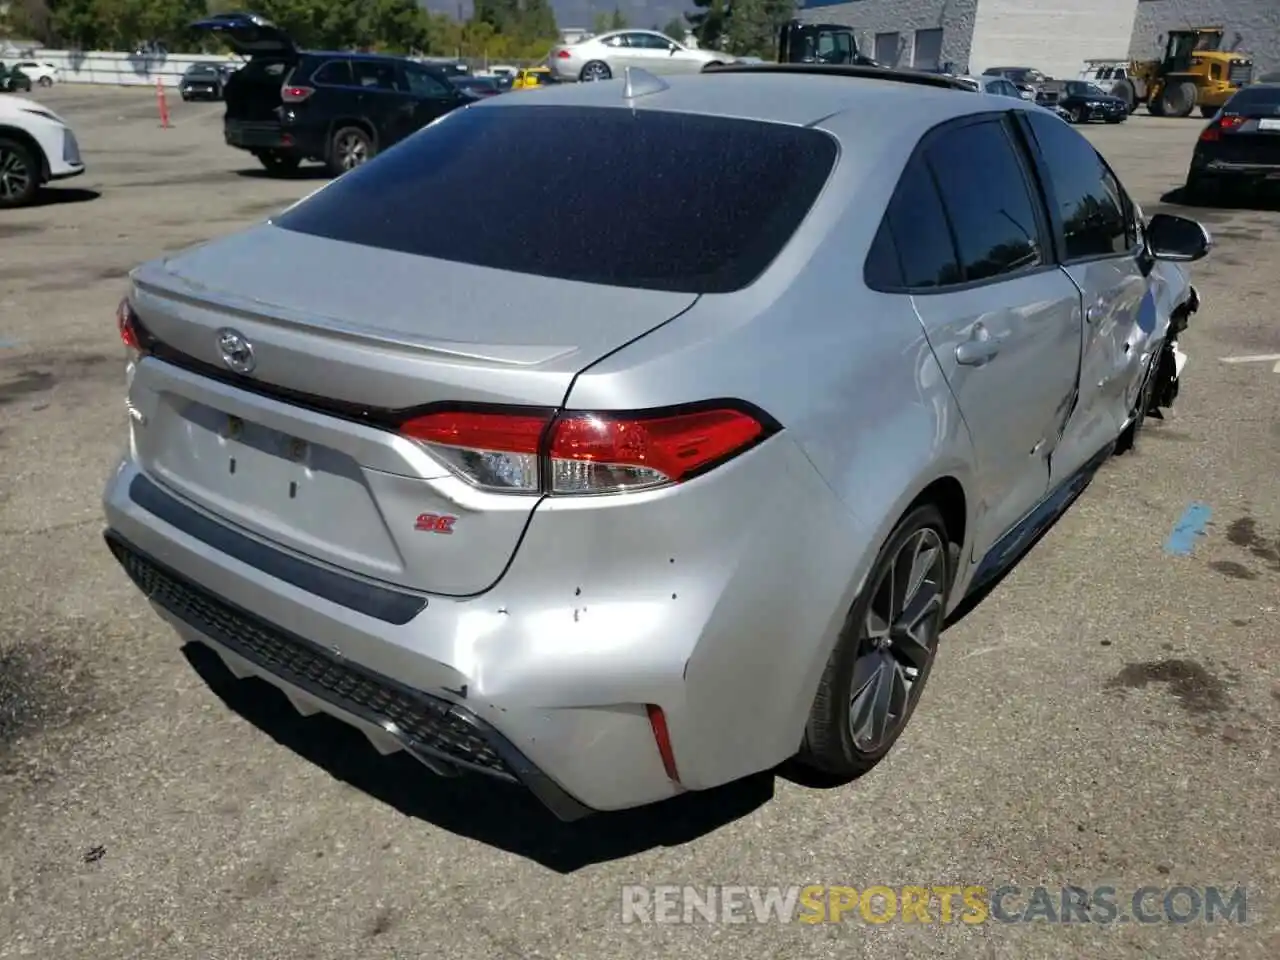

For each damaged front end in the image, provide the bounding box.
[1149,284,1199,417]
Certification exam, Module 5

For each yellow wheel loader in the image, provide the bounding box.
[1110,27,1254,118]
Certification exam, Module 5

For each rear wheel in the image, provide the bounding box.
[0,137,39,209]
[1199,105,1218,118]
[796,504,951,779]
[326,126,373,176]
[579,60,611,82]
[1068,106,1084,124]
[37,75,52,88]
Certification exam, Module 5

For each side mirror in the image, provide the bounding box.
[1145,212,1212,262]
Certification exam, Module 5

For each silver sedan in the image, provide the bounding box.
[547,30,735,82]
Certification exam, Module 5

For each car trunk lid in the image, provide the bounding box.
[125,225,698,597]
[189,12,296,58]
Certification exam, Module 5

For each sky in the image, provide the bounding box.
[423,0,695,34]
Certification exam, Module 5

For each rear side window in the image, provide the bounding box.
[1023,111,1129,259]
[865,154,960,290]
[276,105,838,294]
[312,60,352,86]
[924,119,1044,282]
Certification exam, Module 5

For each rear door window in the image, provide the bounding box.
[924,118,1045,282]
[275,105,838,294]
[865,154,961,290]
[312,59,352,86]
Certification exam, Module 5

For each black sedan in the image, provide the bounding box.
[1186,83,1280,201]
[1037,80,1127,124]
[179,61,233,101]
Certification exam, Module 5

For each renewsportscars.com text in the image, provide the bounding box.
[620,884,1249,925]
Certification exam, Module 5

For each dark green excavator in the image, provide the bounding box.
[777,20,880,66]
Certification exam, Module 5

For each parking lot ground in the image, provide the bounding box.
[1,86,1278,960]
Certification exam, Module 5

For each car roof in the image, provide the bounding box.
[473,68,1019,132]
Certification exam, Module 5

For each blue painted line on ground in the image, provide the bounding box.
[1165,502,1212,556]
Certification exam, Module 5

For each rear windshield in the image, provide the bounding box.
[275,105,839,294]
[1226,86,1280,111]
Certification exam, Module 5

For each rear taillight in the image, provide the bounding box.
[281,85,314,103]
[117,298,142,352]
[556,49,570,59]
[1201,114,1243,142]
[397,403,776,496]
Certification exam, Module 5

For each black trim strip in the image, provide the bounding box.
[128,473,427,626]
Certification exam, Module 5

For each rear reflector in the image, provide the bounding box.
[556,49,570,59]
[281,85,314,103]
[397,402,776,496]
[646,704,680,783]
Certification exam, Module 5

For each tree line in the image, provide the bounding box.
[1,0,795,63]
[1,0,563,61]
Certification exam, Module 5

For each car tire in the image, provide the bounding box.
[326,126,374,177]
[796,503,952,780]
[1199,105,1217,119]
[0,136,40,209]
[579,60,611,82]
[37,76,52,88]
[1068,107,1084,123]
[257,151,301,176]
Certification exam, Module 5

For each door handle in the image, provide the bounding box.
[955,324,1002,366]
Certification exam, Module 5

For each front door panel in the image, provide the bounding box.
[1053,259,1151,481]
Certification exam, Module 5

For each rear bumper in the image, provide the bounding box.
[103,429,866,815]
[225,119,326,158]
[1192,152,1280,181]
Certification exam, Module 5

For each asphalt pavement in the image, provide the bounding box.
[1,86,1277,960]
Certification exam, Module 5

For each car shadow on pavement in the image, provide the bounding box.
[182,642,774,872]
[235,166,331,181]
[28,187,101,207]
[1159,185,1280,213]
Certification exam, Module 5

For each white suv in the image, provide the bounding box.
[1078,60,1130,95]
[0,94,86,208]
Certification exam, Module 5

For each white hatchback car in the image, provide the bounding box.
[0,93,86,208]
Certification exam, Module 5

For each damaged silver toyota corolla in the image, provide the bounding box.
[103,64,1206,820]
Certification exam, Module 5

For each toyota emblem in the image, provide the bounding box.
[216,328,255,375]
